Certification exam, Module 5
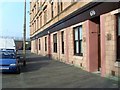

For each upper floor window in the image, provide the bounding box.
[37,17,39,30]
[34,20,36,32]
[117,14,120,61]
[44,9,47,24]
[34,5,36,14]
[74,25,83,56]
[53,33,57,53]
[57,0,63,14]
[39,14,42,28]
[51,2,54,18]
[118,15,120,35]
[39,0,42,7]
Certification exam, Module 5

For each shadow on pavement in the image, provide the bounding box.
[26,56,51,63]
[20,53,51,73]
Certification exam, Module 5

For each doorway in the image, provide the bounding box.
[91,16,101,71]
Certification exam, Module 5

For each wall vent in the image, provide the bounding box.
[80,63,82,67]
[71,61,73,64]
[111,70,115,76]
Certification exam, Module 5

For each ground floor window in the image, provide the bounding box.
[53,33,57,53]
[39,39,41,50]
[61,31,64,54]
[117,14,120,61]
[45,37,47,51]
[74,25,83,56]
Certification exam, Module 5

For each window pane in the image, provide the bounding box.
[39,39,41,50]
[76,41,79,54]
[79,26,82,40]
[53,34,57,53]
[118,16,120,36]
[75,28,78,40]
[61,31,64,42]
[53,34,57,43]
[80,41,83,54]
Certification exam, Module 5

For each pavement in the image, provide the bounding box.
[1,50,120,88]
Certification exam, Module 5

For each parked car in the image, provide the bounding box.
[0,49,20,74]
[0,38,20,74]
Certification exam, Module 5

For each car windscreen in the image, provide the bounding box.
[0,51,16,59]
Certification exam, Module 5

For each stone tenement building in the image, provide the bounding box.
[30,0,120,77]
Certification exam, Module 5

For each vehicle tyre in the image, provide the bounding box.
[16,66,20,74]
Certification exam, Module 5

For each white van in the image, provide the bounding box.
[0,38,16,51]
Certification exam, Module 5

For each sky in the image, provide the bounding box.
[0,0,30,39]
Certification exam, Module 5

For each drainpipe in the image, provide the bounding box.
[48,31,51,58]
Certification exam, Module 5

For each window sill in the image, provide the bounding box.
[53,52,57,53]
[74,54,83,56]
[114,61,120,68]
[73,55,83,60]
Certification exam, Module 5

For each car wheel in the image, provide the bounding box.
[16,66,20,74]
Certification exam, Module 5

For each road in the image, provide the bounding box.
[1,50,119,88]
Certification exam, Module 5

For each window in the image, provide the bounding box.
[34,5,36,14]
[34,20,36,31]
[51,2,54,18]
[39,39,41,50]
[57,0,63,14]
[74,26,83,56]
[53,34,57,53]
[37,17,39,30]
[40,15,42,28]
[33,23,34,33]
[37,1,39,10]
[61,31,64,54]
[39,0,42,7]
[117,14,120,61]
[45,37,47,51]
[44,10,47,24]
[60,1,63,12]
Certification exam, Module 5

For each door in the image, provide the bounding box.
[117,15,120,61]
[98,20,101,71]
[91,16,101,71]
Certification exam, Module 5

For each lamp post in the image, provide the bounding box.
[23,0,26,66]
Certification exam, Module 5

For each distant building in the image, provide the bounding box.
[15,40,31,50]
[30,0,120,77]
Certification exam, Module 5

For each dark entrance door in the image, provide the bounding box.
[36,39,38,54]
[117,15,120,61]
[91,16,101,71]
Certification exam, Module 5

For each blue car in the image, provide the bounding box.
[0,49,20,74]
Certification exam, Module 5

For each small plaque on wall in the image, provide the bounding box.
[107,33,112,41]
[83,37,86,42]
